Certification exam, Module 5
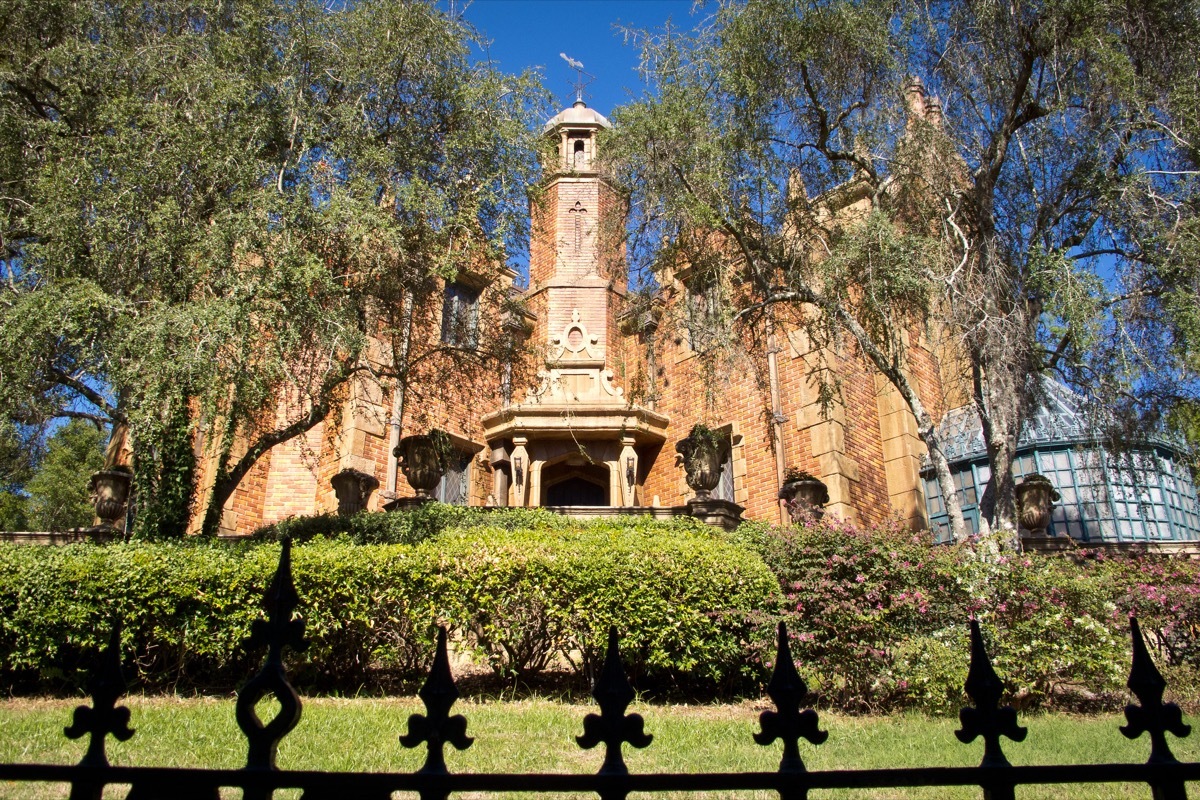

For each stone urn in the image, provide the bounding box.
[778,473,829,523]
[88,467,132,530]
[394,432,448,499]
[1015,473,1061,536]
[330,468,379,516]
[675,428,724,501]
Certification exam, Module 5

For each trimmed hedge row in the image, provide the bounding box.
[0,518,780,694]
[741,515,1200,713]
[251,504,579,545]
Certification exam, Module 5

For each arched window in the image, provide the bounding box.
[573,139,586,167]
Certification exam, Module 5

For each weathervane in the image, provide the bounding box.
[559,52,594,104]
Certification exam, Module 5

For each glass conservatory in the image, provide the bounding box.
[923,384,1200,545]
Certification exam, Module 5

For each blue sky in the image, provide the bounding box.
[455,0,703,117]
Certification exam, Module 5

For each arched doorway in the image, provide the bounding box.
[546,476,607,506]
[542,461,610,506]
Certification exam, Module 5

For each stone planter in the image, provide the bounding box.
[394,433,447,499]
[778,477,829,523]
[88,468,132,531]
[330,468,379,516]
[1015,473,1061,536]
[675,436,723,501]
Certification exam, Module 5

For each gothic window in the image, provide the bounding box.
[685,280,722,354]
[436,448,473,505]
[712,432,735,502]
[441,282,480,348]
[568,201,587,252]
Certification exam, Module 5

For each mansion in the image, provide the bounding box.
[211,96,1200,548]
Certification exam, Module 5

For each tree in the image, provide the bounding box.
[908,0,1200,536]
[0,0,544,535]
[25,420,105,531]
[0,419,37,529]
[605,0,971,538]
[605,0,1200,542]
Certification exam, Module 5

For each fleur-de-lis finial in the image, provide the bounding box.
[955,619,1026,769]
[400,626,473,782]
[65,622,135,769]
[577,627,653,780]
[754,622,827,773]
[1120,616,1191,765]
[235,538,308,773]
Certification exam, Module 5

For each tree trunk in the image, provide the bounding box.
[973,359,1022,548]
[201,399,333,537]
[386,291,415,495]
[826,303,969,540]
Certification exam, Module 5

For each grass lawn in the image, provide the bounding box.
[1,697,1197,799]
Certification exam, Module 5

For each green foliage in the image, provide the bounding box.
[0,0,546,534]
[747,515,1200,714]
[24,421,105,531]
[0,516,779,694]
[0,420,37,530]
[607,0,1200,538]
[782,467,819,483]
[131,402,195,539]
[0,492,28,531]
[252,505,576,545]
[424,522,779,690]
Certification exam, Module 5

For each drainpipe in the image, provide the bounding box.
[386,291,414,495]
[766,325,788,525]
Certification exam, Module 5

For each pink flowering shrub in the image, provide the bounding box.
[743,513,1200,714]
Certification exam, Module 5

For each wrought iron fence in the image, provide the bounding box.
[1,539,1196,800]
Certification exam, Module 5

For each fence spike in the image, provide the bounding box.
[577,626,652,788]
[235,538,307,775]
[65,621,134,771]
[754,621,827,776]
[955,619,1026,769]
[400,625,473,784]
[1120,616,1191,768]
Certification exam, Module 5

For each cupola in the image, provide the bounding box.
[543,100,611,173]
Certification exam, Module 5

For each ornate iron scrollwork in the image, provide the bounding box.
[400,625,473,785]
[956,619,1026,800]
[956,619,1027,767]
[1121,616,1192,763]
[65,622,134,770]
[577,626,652,793]
[754,622,827,773]
[235,538,308,773]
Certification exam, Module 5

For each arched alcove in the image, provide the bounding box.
[542,461,610,506]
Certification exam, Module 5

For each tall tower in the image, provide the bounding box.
[529,99,625,350]
[482,100,667,508]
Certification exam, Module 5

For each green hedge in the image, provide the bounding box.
[0,517,780,694]
[251,505,580,545]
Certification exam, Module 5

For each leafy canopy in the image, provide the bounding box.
[0,0,545,534]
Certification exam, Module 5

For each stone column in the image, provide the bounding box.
[875,373,929,530]
[619,437,638,507]
[510,437,529,507]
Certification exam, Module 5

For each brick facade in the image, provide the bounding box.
[210,100,948,534]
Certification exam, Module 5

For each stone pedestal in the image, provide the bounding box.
[686,498,744,532]
[1021,534,1078,555]
[383,496,433,513]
